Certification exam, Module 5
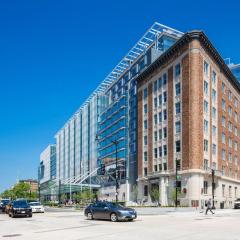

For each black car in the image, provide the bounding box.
[8,200,32,218]
[234,199,240,209]
[84,201,137,222]
[0,199,10,213]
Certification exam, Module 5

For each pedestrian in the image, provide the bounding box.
[205,199,215,215]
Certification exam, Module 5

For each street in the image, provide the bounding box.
[1,208,240,240]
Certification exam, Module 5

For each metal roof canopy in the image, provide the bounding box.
[56,22,183,135]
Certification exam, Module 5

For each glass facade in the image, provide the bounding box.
[231,64,240,82]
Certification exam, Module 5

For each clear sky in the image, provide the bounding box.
[0,0,240,192]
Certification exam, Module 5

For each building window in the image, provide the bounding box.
[154,114,158,125]
[204,100,209,114]
[203,181,208,194]
[163,127,167,138]
[204,139,208,152]
[159,164,162,171]
[228,121,233,132]
[234,127,238,136]
[158,94,162,106]
[212,71,216,86]
[175,64,181,77]
[222,149,226,160]
[144,136,148,146]
[159,112,162,123]
[222,132,226,144]
[175,83,181,96]
[204,61,209,75]
[159,146,162,157]
[204,159,208,170]
[175,121,181,134]
[144,168,148,176]
[158,77,162,89]
[163,162,167,171]
[212,107,216,120]
[163,109,167,121]
[234,98,238,108]
[154,131,158,142]
[144,120,148,129]
[234,112,238,123]
[204,120,209,134]
[228,90,232,101]
[229,153,232,162]
[222,184,225,197]
[176,140,181,152]
[154,148,158,158]
[222,116,226,127]
[212,144,217,155]
[222,99,226,111]
[143,88,148,99]
[175,102,181,115]
[154,165,158,172]
[212,125,216,138]
[163,145,167,156]
[235,187,238,198]
[144,104,148,114]
[144,185,148,196]
[234,141,238,151]
[144,151,148,162]
[163,74,167,85]
[212,89,216,103]
[163,92,167,103]
[204,81,208,95]
[222,82,225,94]
[229,138,232,148]
[228,106,232,117]
[154,97,158,108]
[159,129,162,140]
[154,80,158,92]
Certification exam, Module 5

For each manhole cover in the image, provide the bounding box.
[2,234,22,237]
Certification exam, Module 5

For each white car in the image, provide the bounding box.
[29,202,45,213]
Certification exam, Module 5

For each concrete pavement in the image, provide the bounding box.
[0,209,240,240]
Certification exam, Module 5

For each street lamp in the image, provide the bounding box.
[111,140,119,202]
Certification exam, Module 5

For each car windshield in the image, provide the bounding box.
[29,202,41,206]
[1,200,10,205]
[13,201,29,208]
[107,202,125,209]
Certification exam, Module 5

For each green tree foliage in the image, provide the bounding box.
[150,187,160,204]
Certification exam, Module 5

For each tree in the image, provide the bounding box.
[12,182,31,199]
[170,189,181,206]
[0,189,15,199]
[150,187,160,205]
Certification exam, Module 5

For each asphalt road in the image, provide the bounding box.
[1,208,240,240]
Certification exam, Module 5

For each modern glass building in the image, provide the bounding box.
[230,64,240,81]
[39,144,57,200]
[39,22,183,203]
[97,23,183,202]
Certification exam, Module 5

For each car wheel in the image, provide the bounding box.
[128,219,133,222]
[110,213,118,222]
[29,214,32,218]
[87,212,93,220]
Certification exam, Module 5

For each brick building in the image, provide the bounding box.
[137,31,240,208]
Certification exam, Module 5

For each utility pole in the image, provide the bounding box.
[112,140,119,202]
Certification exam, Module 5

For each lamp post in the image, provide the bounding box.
[112,140,119,202]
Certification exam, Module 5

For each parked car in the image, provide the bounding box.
[0,199,11,213]
[234,199,240,209]
[84,201,137,222]
[8,200,32,218]
[29,202,45,213]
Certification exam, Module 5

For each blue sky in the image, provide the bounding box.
[0,0,240,192]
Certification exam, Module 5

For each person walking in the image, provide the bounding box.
[205,199,215,215]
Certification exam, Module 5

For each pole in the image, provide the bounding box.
[212,169,215,209]
[114,141,118,202]
[175,159,178,208]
